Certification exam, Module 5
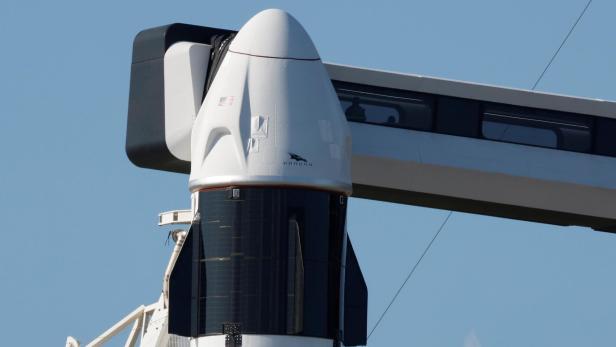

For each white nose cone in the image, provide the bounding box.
[189,9,351,194]
[229,9,319,60]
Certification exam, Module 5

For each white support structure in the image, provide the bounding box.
[163,230,187,308]
[65,292,166,347]
[124,316,143,347]
[66,221,192,347]
[158,210,193,226]
[139,298,171,347]
[66,337,80,347]
[81,305,146,347]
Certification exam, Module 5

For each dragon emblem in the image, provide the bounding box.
[288,152,308,163]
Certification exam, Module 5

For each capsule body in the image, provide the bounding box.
[170,9,365,346]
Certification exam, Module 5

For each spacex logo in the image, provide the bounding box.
[284,152,313,167]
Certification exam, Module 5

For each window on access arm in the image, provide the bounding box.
[337,85,433,131]
[481,104,592,152]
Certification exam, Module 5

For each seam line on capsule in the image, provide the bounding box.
[228,49,321,61]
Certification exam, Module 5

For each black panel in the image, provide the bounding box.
[169,226,195,337]
[205,34,236,96]
[192,221,204,337]
[481,103,593,153]
[126,24,235,173]
[342,237,368,346]
[436,96,480,137]
[595,118,616,156]
[173,187,348,339]
[333,81,610,158]
[334,81,434,131]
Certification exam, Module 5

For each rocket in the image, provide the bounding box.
[75,2,616,346]
[164,9,367,347]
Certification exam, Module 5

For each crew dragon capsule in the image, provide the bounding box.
[189,9,351,194]
[161,9,367,347]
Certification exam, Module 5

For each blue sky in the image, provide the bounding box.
[1,0,616,346]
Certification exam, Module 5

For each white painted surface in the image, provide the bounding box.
[189,10,351,194]
[351,122,616,221]
[326,63,616,118]
[158,210,193,226]
[230,9,319,60]
[164,42,211,161]
[192,335,334,347]
[139,297,169,347]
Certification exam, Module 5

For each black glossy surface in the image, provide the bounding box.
[336,81,434,131]
[482,103,593,152]
[168,224,195,337]
[184,187,347,338]
[595,118,616,157]
[334,80,600,155]
[436,96,480,137]
[342,238,368,346]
